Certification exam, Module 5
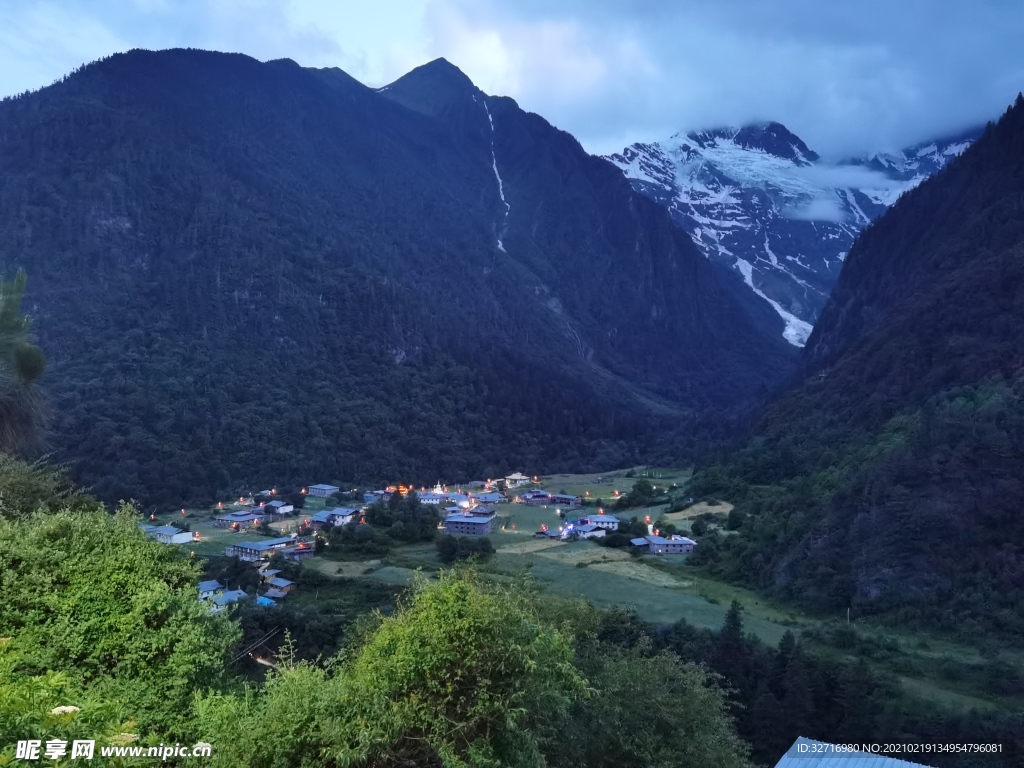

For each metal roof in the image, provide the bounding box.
[445,515,491,524]
[266,577,293,588]
[774,738,936,768]
[212,590,248,606]
[233,537,294,550]
[197,580,223,592]
[152,525,183,535]
[630,537,649,546]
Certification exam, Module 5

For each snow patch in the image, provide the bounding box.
[734,258,813,346]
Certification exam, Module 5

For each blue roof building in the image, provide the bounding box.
[225,536,296,561]
[210,589,249,612]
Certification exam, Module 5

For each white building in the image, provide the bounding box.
[504,472,531,488]
[141,524,193,545]
[266,500,294,514]
[582,515,620,531]
[574,523,606,540]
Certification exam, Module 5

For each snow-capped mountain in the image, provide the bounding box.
[605,122,981,345]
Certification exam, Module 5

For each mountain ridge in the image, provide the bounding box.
[0,47,795,506]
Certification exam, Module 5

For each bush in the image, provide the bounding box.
[436,535,495,564]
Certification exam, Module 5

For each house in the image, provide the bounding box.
[419,492,446,505]
[465,505,496,519]
[630,537,650,550]
[474,492,503,504]
[197,580,223,600]
[534,528,561,539]
[774,737,936,768]
[443,514,493,536]
[641,535,696,555]
[549,493,582,507]
[582,514,620,531]
[521,490,551,505]
[307,483,340,498]
[265,577,295,594]
[279,544,315,561]
[225,536,296,562]
[309,507,359,529]
[255,596,277,607]
[215,510,269,529]
[362,492,377,504]
[574,523,606,540]
[210,589,248,613]
[266,500,294,515]
[144,525,193,545]
[505,472,530,488]
[263,588,288,600]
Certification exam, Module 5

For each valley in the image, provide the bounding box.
[0,27,1022,768]
[140,465,1023,723]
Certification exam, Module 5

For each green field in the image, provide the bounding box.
[531,467,691,502]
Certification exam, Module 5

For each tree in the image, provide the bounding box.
[197,570,585,767]
[0,507,240,736]
[0,270,46,452]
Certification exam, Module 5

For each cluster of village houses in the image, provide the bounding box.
[197,560,297,612]
[139,472,695,611]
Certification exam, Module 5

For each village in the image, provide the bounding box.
[138,468,722,624]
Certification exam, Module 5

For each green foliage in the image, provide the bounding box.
[435,534,495,564]
[0,641,151,767]
[363,493,439,543]
[0,455,95,521]
[0,507,240,735]
[197,570,588,767]
[612,478,664,510]
[551,642,750,768]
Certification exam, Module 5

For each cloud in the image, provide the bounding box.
[782,197,848,223]
[0,0,1021,160]
[414,0,1024,158]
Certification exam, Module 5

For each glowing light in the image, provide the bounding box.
[218,502,223,509]
[585,491,590,497]
[149,514,156,521]
[301,488,307,495]
[598,508,604,514]
[644,516,651,524]
[181,509,186,515]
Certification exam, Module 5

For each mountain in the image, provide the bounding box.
[689,95,1024,636]
[0,49,795,507]
[606,122,981,345]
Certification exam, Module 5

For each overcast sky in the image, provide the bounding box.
[1,0,1021,158]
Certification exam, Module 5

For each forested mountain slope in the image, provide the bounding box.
[0,49,794,506]
[691,95,1024,637]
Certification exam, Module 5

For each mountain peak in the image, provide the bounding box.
[681,121,819,163]
[377,58,478,117]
